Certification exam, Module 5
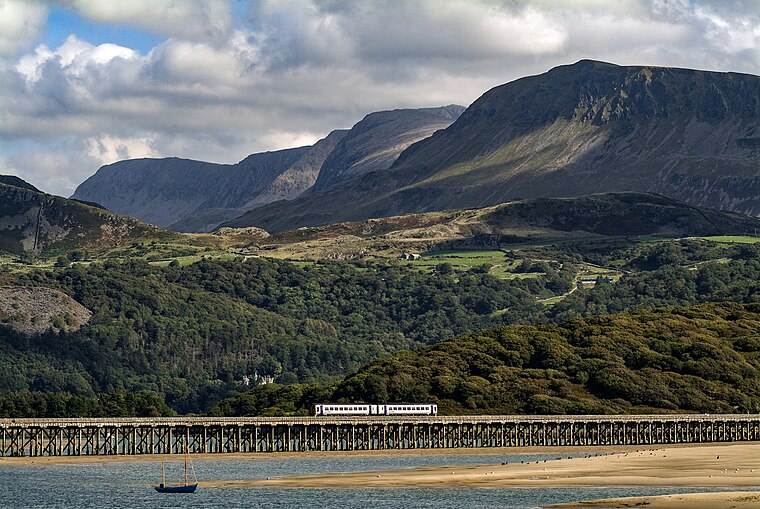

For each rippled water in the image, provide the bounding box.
[0,452,741,509]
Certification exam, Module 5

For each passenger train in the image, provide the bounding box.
[312,403,438,416]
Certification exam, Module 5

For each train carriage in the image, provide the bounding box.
[312,403,437,416]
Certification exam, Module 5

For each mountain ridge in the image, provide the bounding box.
[226,60,760,232]
[72,105,465,232]
[72,147,311,229]
[311,105,466,192]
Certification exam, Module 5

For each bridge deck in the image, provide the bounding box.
[2,414,759,457]
[3,413,756,427]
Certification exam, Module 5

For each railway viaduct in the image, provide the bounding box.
[2,414,759,458]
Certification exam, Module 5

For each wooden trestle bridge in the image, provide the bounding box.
[2,414,759,458]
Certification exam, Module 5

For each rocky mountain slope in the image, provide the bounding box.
[163,133,348,233]
[73,106,464,232]
[72,147,312,230]
[310,105,465,192]
[0,179,168,255]
[227,60,760,232]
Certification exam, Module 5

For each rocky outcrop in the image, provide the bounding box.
[0,286,91,335]
[213,226,270,239]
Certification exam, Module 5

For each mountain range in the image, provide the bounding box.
[72,105,464,232]
[16,59,760,247]
[226,60,759,232]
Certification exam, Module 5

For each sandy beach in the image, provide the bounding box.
[198,443,760,508]
[209,443,760,489]
[4,443,760,508]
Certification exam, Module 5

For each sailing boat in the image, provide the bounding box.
[154,448,198,493]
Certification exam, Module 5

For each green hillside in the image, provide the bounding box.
[0,256,567,413]
[2,213,760,416]
[213,302,760,416]
[0,182,173,256]
[336,302,760,415]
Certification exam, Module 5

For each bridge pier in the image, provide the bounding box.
[2,415,760,458]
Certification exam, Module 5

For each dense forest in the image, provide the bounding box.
[0,257,571,413]
[2,238,760,416]
[211,302,760,416]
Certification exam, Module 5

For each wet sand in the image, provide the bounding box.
[203,443,760,489]
[545,491,760,508]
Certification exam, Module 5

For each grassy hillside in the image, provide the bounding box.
[0,256,569,413]
[0,182,174,257]
[231,193,760,261]
[3,193,760,416]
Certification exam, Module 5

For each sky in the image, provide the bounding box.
[0,0,758,197]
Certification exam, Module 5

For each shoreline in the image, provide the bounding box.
[0,442,744,466]
[4,443,760,508]
[0,444,650,467]
[205,443,760,489]
[544,491,760,508]
[0,442,756,469]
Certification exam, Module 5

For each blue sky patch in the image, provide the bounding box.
[43,7,164,54]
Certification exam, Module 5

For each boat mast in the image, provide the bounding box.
[161,460,165,486]
[184,450,189,486]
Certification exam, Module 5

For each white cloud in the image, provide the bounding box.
[694,4,759,54]
[0,0,47,57]
[86,134,156,166]
[0,0,759,197]
[17,35,137,82]
[62,0,232,43]
[1,143,97,194]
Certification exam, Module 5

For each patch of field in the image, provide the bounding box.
[402,250,531,279]
[700,236,760,244]
[577,263,623,284]
[537,295,567,305]
[148,253,245,267]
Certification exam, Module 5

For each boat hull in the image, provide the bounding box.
[154,483,198,493]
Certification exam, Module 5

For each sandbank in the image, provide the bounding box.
[545,491,760,508]
[204,443,760,489]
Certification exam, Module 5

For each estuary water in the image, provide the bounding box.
[0,452,741,509]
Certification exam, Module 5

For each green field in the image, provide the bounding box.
[402,250,527,278]
[700,236,760,244]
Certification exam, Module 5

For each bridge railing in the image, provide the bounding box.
[2,413,759,428]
